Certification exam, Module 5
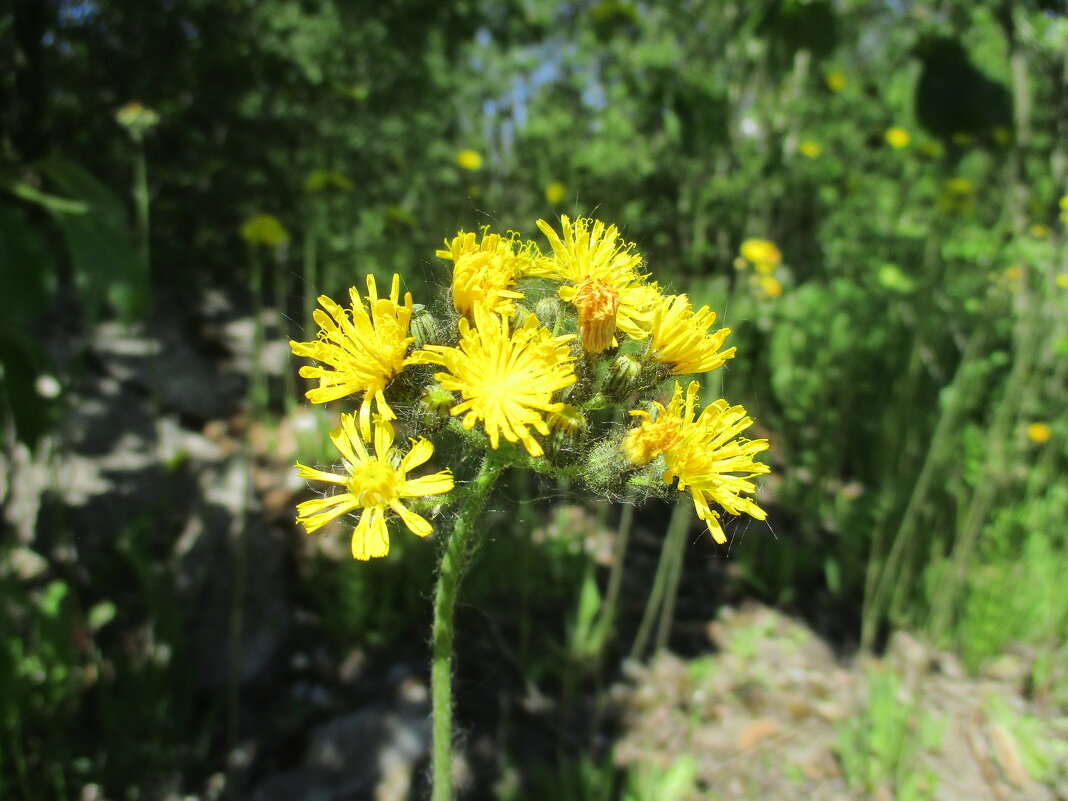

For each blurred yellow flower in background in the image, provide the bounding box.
[1027,423,1052,444]
[294,414,454,559]
[757,275,783,299]
[115,101,160,140]
[799,140,822,159]
[455,149,483,170]
[885,127,911,149]
[825,70,846,92]
[1030,224,1050,239]
[738,238,782,274]
[545,181,567,204]
[240,214,290,249]
[937,178,975,215]
[1055,274,1068,288]
[1060,194,1068,226]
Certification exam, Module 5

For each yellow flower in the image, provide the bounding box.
[938,177,975,215]
[115,101,160,139]
[411,307,577,457]
[295,414,454,560]
[1060,194,1068,227]
[1030,224,1050,239]
[536,215,656,351]
[455,149,483,170]
[545,181,567,204]
[623,382,687,466]
[240,214,290,248]
[656,381,770,544]
[739,238,782,274]
[799,140,822,159]
[1055,273,1068,288]
[1027,423,1052,444]
[436,229,536,317]
[757,275,783,299]
[825,70,846,92]
[647,294,736,375]
[885,127,910,149]
[290,274,415,440]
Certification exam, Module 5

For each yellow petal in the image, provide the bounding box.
[389,500,433,537]
[296,495,359,534]
[401,470,455,497]
[295,462,347,485]
[400,438,435,472]
[352,507,390,560]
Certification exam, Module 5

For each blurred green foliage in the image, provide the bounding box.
[2,0,1067,797]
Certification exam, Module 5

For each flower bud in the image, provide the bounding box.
[546,404,588,466]
[410,305,442,348]
[533,296,562,330]
[603,353,642,402]
[416,382,455,433]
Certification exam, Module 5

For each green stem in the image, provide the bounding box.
[431,454,507,801]
[132,139,151,316]
[630,500,691,661]
[249,249,266,417]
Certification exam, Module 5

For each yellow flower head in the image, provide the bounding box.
[411,307,577,457]
[455,149,482,170]
[1027,422,1052,444]
[241,214,290,249]
[885,127,910,149]
[545,181,567,204]
[436,229,537,317]
[799,140,822,159]
[295,414,454,560]
[1030,224,1050,240]
[825,70,846,92]
[660,382,770,544]
[536,215,656,351]
[647,294,736,375]
[1060,194,1068,227]
[739,238,782,274]
[623,381,687,466]
[290,274,415,440]
[115,101,160,138]
[1055,273,1068,289]
[757,275,783,299]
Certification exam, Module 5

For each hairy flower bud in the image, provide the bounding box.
[410,305,442,349]
[546,404,588,466]
[603,353,642,402]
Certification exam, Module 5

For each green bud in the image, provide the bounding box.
[410,305,442,348]
[582,434,634,499]
[416,382,455,433]
[533,296,562,330]
[603,353,642,402]
[546,404,588,466]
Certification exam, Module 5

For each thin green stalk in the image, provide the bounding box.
[860,324,987,650]
[132,138,152,317]
[630,500,691,661]
[654,501,691,654]
[302,221,319,341]
[600,500,635,636]
[249,249,267,417]
[431,454,507,801]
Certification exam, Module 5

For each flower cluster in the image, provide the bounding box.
[290,215,770,557]
[735,238,785,299]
